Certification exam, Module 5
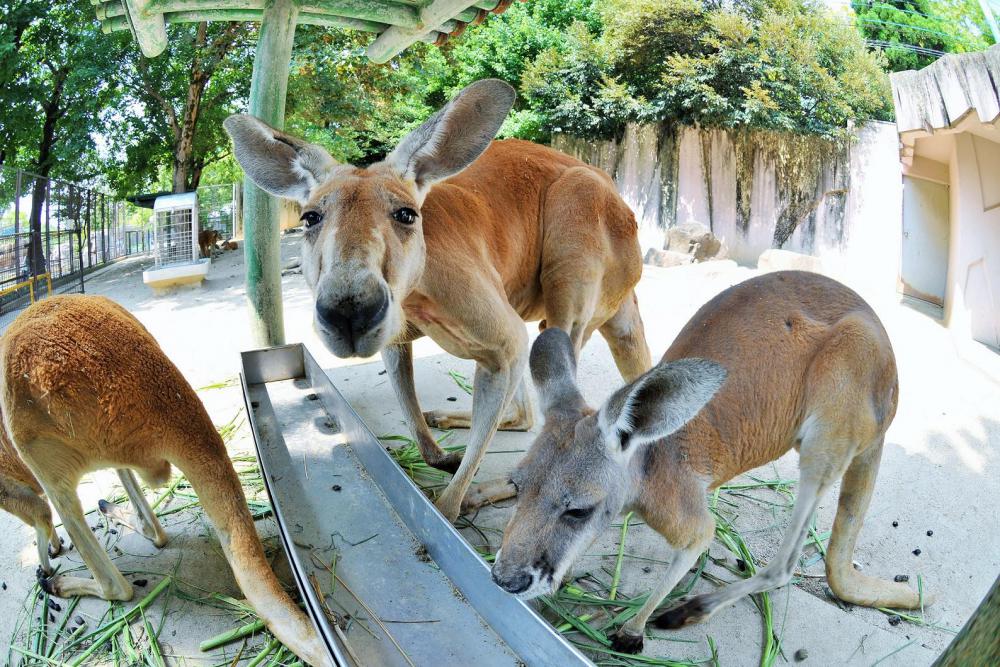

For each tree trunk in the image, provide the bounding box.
[167,22,242,194]
[171,22,208,193]
[26,67,67,276]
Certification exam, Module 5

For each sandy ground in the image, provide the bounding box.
[0,232,998,666]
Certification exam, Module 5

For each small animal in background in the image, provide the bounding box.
[492,271,929,654]
[198,229,221,258]
[0,295,331,667]
[225,78,652,522]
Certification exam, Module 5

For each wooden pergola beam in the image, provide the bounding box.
[102,9,388,33]
[122,0,169,57]
[367,0,478,63]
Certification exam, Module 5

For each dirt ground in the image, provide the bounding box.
[0,233,997,666]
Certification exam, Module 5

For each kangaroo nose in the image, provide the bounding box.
[492,568,532,595]
[316,301,351,341]
[316,291,390,345]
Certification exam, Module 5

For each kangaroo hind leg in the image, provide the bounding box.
[826,438,927,608]
[21,440,133,601]
[0,473,60,573]
[598,289,652,382]
[99,468,168,548]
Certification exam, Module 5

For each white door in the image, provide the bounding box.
[901,176,949,306]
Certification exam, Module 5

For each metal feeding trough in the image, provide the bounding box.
[240,344,592,667]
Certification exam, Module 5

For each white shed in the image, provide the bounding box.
[142,192,210,290]
[892,45,1000,351]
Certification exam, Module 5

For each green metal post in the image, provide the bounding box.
[244,0,298,347]
[979,0,1000,44]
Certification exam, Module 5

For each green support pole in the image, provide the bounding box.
[979,0,1000,44]
[244,0,298,347]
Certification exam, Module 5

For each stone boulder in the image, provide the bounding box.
[757,248,824,273]
[665,223,727,262]
[644,248,694,268]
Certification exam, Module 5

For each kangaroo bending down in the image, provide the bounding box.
[492,271,928,654]
[0,296,330,667]
[225,79,652,521]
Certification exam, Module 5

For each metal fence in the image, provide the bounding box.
[0,165,152,328]
[154,205,196,268]
[198,183,239,241]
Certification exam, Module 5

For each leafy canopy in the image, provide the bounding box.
[851,0,994,72]
[521,0,894,140]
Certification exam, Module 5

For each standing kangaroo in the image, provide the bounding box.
[225,79,652,521]
[0,295,331,667]
[492,271,929,654]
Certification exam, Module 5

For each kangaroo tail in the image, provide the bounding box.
[173,433,332,666]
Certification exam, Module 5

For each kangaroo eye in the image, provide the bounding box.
[562,506,595,522]
[300,211,323,229]
[392,207,418,225]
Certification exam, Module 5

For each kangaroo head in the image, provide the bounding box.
[225,79,515,358]
[491,329,727,599]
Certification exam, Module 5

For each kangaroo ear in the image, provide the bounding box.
[598,358,727,456]
[224,114,337,205]
[385,79,515,195]
[529,328,586,418]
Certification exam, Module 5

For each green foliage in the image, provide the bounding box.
[283,0,601,160]
[2,0,964,198]
[521,0,894,140]
[285,29,448,163]
[851,0,994,72]
[521,23,646,138]
[105,22,255,194]
[0,0,121,180]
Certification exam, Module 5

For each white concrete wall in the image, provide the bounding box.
[552,121,903,301]
[945,134,1000,349]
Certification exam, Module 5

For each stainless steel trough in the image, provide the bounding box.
[240,343,593,667]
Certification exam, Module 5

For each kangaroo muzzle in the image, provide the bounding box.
[491,547,556,600]
[314,287,390,358]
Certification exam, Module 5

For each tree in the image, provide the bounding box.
[284,28,449,164]
[109,22,255,194]
[0,0,46,169]
[521,0,893,140]
[1,0,122,273]
[851,0,994,71]
[279,2,603,162]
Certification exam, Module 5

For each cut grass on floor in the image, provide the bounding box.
[448,370,473,395]
[5,409,303,667]
[380,444,952,667]
[380,432,720,667]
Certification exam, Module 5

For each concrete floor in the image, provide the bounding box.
[1,233,997,666]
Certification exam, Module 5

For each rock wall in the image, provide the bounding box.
[551,122,903,294]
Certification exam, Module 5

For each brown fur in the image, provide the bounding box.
[228,81,654,521]
[638,273,921,640]
[0,422,59,562]
[401,139,643,349]
[638,271,898,534]
[0,295,330,666]
[198,229,220,258]
[494,271,926,655]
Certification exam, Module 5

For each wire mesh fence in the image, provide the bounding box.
[0,165,152,329]
[198,183,239,241]
[153,205,196,268]
[0,168,242,329]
